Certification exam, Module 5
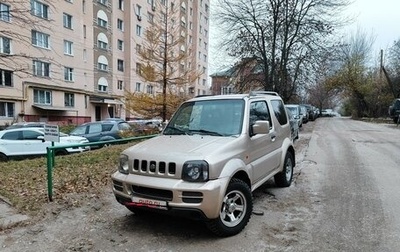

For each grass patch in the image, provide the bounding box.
[0,142,136,216]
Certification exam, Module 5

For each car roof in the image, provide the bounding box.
[190,92,283,102]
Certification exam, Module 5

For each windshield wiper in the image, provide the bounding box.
[163,126,188,135]
[188,129,223,136]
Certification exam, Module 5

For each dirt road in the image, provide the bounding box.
[1,118,399,251]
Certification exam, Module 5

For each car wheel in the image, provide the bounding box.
[206,178,253,237]
[0,153,8,162]
[274,151,294,187]
[55,149,68,156]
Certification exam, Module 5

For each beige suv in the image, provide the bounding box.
[111,92,295,237]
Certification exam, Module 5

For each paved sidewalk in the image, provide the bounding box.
[0,196,29,230]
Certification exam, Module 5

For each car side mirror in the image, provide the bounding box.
[251,120,270,136]
[37,135,46,142]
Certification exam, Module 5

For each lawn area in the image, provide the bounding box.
[0,142,135,216]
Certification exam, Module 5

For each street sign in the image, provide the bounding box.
[44,124,60,142]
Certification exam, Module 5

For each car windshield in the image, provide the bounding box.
[70,125,86,135]
[164,99,244,136]
[287,107,297,115]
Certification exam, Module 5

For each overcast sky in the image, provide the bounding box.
[208,0,400,75]
[345,0,400,52]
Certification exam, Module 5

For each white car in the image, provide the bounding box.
[0,127,89,162]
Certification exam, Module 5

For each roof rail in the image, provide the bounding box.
[249,91,279,96]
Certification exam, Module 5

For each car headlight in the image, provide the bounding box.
[119,154,129,174]
[182,160,209,182]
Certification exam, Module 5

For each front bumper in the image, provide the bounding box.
[111,171,229,220]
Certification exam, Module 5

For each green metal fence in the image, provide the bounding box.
[45,135,156,201]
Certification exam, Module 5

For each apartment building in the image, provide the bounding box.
[0,0,209,127]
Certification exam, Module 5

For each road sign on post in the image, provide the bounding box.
[44,124,60,142]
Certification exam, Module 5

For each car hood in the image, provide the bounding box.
[123,134,240,161]
[59,135,89,143]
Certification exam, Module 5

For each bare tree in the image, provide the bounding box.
[385,40,400,98]
[334,28,375,117]
[213,0,351,101]
[124,0,202,122]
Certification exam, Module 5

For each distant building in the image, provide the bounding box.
[210,58,265,95]
[0,0,209,126]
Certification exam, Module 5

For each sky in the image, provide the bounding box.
[345,0,400,53]
[208,0,400,75]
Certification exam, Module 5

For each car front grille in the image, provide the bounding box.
[132,159,176,175]
[131,185,173,201]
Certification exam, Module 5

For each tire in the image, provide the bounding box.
[55,149,68,156]
[274,151,294,187]
[0,153,8,162]
[206,178,253,237]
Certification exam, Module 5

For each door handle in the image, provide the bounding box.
[270,134,276,142]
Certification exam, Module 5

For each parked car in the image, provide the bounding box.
[127,118,163,133]
[285,104,303,128]
[112,92,295,237]
[388,98,400,123]
[5,122,46,130]
[301,104,316,121]
[0,127,89,162]
[69,120,132,147]
[299,105,308,124]
[285,108,299,141]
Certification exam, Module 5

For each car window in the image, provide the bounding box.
[271,100,288,125]
[71,125,87,135]
[23,130,43,140]
[250,101,272,128]
[88,124,102,133]
[101,124,114,132]
[1,131,21,140]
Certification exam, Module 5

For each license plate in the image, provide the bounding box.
[131,196,168,210]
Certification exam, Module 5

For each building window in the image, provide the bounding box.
[31,1,48,19]
[33,89,52,105]
[117,39,124,51]
[146,85,153,94]
[117,59,124,71]
[64,67,74,81]
[83,25,86,38]
[98,17,107,28]
[31,30,50,49]
[64,93,75,107]
[63,13,73,29]
[63,40,73,55]
[0,3,10,22]
[0,102,14,117]
[0,36,10,54]
[118,0,124,10]
[136,63,142,75]
[135,82,141,92]
[136,25,142,36]
[98,55,108,71]
[97,33,108,50]
[148,12,154,23]
[98,0,108,5]
[117,80,123,90]
[98,77,108,92]
[117,19,124,31]
[0,69,12,87]
[33,60,50,77]
[136,44,141,53]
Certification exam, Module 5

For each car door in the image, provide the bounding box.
[20,129,50,155]
[248,100,281,184]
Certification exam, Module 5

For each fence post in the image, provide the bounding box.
[46,147,54,202]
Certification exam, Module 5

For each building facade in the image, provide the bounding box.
[0,0,209,127]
